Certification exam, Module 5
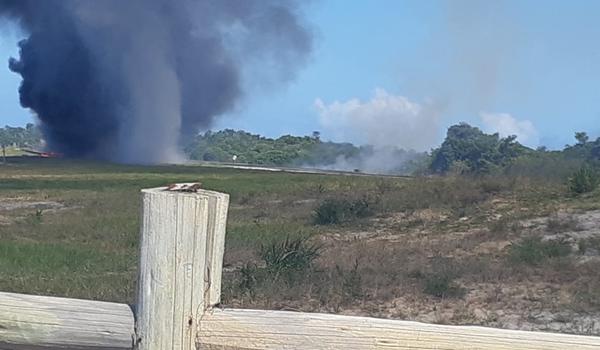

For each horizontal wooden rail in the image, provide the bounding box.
[198,308,600,350]
[3,297,600,350]
[0,291,134,349]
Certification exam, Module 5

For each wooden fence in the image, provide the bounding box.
[1,184,599,349]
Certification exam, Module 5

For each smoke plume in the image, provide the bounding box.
[0,0,312,163]
[314,89,438,174]
[315,89,441,151]
[480,112,539,148]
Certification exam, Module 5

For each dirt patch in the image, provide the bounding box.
[0,199,81,225]
[474,240,512,255]
[0,200,64,212]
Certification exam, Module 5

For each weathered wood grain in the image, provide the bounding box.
[198,308,600,350]
[202,190,229,307]
[136,186,228,350]
[0,291,133,350]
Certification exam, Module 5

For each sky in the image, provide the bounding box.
[1,0,600,151]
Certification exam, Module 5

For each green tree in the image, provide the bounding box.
[591,141,600,160]
[575,132,589,145]
[430,123,527,174]
[568,165,598,195]
[0,124,42,148]
[183,129,425,174]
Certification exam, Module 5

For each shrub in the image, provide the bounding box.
[568,166,598,195]
[238,263,259,295]
[349,197,372,217]
[313,197,374,225]
[313,199,342,224]
[422,257,465,299]
[260,236,321,273]
[24,209,44,225]
[479,176,513,194]
[423,273,465,298]
[508,237,571,265]
[338,259,363,301]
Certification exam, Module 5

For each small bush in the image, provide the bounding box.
[479,177,512,194]
[260,236,321,273]
[238,263,259,295]
[336,259,363,301]
[568,166,598,195]
[423,273,465,298]
[422,257,466,299]
[313,199,342,224]
[24,209,44,225]
[313,197,374,225]
[508,237,571,265]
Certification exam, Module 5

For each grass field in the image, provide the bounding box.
[1,157,600,335]
[1,147,28,158]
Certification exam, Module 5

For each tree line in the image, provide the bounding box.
[0,123,42,148]
[3,123,599,180]
[184,129,427,174]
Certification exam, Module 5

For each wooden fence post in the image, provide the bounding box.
[135,184,229,350]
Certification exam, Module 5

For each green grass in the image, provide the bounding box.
[0,147,29,157]
[0,240,135,300]
[0,157,391,303]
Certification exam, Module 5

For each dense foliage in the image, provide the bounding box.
[184,129,425,174]
[184,129,349,165]
[0,124,41,148]
[563,132,600,162]
[429,123,529,174]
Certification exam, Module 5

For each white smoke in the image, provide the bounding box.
[480,112,539,147]
[312,89,438,174]
[314,88,441,151]
[311,146,423,175]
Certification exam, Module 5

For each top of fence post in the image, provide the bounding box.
[135,184,229,350]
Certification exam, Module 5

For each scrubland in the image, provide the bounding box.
[1,157,599,335]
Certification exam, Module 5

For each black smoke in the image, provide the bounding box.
[0,0,312,162]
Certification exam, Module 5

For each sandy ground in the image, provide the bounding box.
[321,209,600,335]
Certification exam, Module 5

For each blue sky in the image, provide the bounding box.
[2,0,600,150]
